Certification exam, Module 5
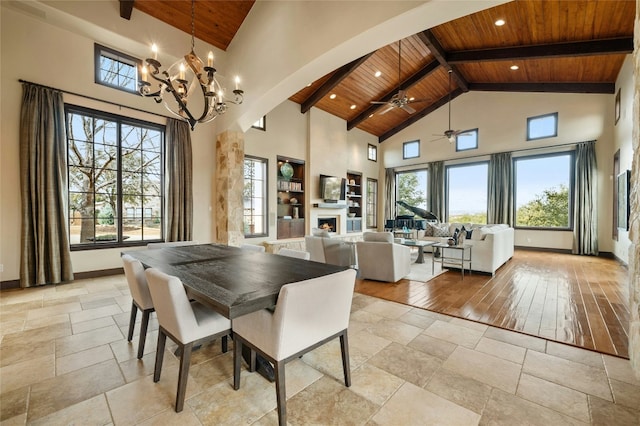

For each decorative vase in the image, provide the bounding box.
[293,207,299,219]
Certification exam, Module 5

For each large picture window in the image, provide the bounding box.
[366,178,378,228]
[396,170,427,216]
[446,162,488,223]
[514,153,573,229]
[66,106,164,247]
[244,156,268,237]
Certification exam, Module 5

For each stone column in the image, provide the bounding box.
[215,130,244,246]
[629,0,640,377]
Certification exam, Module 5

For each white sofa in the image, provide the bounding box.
[417,223,514,275]
[356,232,411,282]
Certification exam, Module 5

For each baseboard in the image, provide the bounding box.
[515,246,572,254]
[0,267,124,292]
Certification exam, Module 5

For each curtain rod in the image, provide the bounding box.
[18,79,173,121]
[393,139,593,170]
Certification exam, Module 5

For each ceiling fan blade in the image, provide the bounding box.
[369,101,388,104]
[429,136,445,143]
[397,89,406,99]
[407,98,430,103]
[379,105,395,115]
[401,105,416,114]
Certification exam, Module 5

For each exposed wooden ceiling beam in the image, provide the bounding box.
[469,82,615,94]
[301,53,374,113]
[347,59,440,131]
[119,0,135,20]
[447,37,633,63]
[416,30,468,92]
[379,88,464,143]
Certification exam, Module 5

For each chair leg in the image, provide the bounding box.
[154,329,167,383]
[249,349,257,372]
[137,309,151,359]
[339,332,351,387]
[127,301,137,342]
[274,360,286,426]
[233,338,242,390]
[175,342,193,412]
[221,335,228,353]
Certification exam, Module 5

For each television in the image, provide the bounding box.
[320,174,346,202]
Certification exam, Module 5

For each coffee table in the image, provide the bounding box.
[431,242,472,279]
[400,240,435,264]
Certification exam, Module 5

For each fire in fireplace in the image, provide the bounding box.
[317,217,337,232]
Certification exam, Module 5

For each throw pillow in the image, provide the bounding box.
[423,224,433,237]
[460,225,473,239]
[429,223,451,237]
[311,228,330,238]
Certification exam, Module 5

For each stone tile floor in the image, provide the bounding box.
[1,274,639,425]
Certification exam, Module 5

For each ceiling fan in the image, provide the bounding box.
[432,69,468,143]
[370,40,430,115]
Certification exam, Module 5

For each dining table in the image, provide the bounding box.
[121,243,349,319]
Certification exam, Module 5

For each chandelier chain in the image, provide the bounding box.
[190,0,196,51]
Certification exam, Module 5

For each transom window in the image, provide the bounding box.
[244,156,268,237]
[66,106,164,247]
[403,140,420,159]
[446,162,488,223]
[368,144,377,162]
[514,152,573,229]
[252,116,266,131]
[94,44,140,94]
[456,128,478,152]
[527,112,558,140]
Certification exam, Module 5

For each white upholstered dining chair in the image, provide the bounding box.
[232,268,356,426]
[147,240,199,249]
[277,248,311,260]
[121,254,154,359]
[145,268,232,412]
[240,243,266,252]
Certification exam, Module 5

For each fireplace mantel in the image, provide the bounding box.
[313,203,348,209]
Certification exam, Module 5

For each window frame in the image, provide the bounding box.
[368,144,378,162]
[402,140,420,159]
[66,104,165,250]
[526,112,558,141]
[243,155,269,238]
[513,151,574,231]
[455,128,479,152]
[445,161,489,224]
[366,178,378,228]
[94,43,141,95]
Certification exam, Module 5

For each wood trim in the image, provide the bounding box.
[119,0,135,20]
[416,30,468,92]
[447,37,634,63]
[468,82,615,94]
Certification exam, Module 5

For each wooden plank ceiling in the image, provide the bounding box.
[123,1,634,142]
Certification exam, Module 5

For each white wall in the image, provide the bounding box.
[381,90,616,252]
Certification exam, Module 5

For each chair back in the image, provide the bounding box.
[271,269,356,359]
[145,268,200,342]
[363,231,394,243]
[122,254,153,310]
[147,241,199,249]
[240,244,266,253]
[278,248,310,260]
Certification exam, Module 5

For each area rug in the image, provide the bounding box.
[405,251,446,282]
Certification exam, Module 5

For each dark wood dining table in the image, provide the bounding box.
[122,243,349,319]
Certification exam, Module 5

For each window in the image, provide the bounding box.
[527,112,558,140]
[396,170,428,216]
[368,144,377,162]
[244,156,268,237]
[446,162,488,223]
[366,178,378,228]
[95,44,141,94]
[252,116,266,131]
[403,140,420,159]
[514,152,573,229]
[456,128,478,152]
[66,106,164,247]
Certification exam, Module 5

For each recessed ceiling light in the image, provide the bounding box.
[510,65,519,70]
[374,71,382,77]
[409,97,415,101]
[306,83,312,87]
[368,114,374,118]
[329,93,337,99]
[350,104,356,110]
[495,19,505,26]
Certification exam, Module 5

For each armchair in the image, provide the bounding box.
[304,233,354,267]
[356,232,411,282]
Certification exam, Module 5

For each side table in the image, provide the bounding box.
[431,243,472,279]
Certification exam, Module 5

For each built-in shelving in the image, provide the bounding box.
[277,156,305,239]
[346,171,362,233]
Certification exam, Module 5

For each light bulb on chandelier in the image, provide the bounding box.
[138,0,244,130]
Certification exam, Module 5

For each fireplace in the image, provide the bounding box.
[318,217,337,232]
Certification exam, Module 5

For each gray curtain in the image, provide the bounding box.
[573,141,598,255]
[166,119,193,241]
[19,83,74,287]
[428,161,444,222]
[488,152,514,225]
[384,168,396,221]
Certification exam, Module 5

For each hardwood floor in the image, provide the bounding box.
[355,249,630,358]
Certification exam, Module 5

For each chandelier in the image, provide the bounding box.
[139,0,244,130]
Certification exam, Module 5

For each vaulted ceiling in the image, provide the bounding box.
[121,1,634,142]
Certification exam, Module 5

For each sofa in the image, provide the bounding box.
[356,231,411,282]
[417,222,514,275]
